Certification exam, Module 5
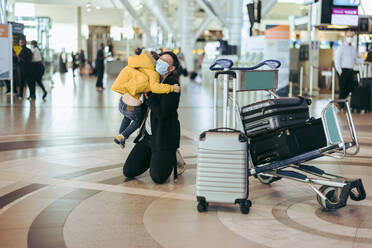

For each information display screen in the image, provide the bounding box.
[333,0,360,7]
[331,8,358,26]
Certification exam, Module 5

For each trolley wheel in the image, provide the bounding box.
[197,201,208,213]
[316,185,341,211]
[257,174,281,184]
[239,200,251,214]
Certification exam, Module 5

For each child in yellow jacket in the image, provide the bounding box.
[111,51,180,147]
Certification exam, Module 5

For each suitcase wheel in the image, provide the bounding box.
[197,201,208,212]
[316,185,342,211]
[239,200,251,214]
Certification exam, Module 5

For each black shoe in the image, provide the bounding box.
[42,92,48,101]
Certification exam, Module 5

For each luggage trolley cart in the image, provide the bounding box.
[197,59,366,213]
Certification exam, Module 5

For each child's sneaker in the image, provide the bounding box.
[114,135,126,148]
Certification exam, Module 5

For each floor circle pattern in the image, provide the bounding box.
[315,202,372,229]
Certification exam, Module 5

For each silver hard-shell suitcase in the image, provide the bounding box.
[196,70,251,214]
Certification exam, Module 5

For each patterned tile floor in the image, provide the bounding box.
[0,71,371,247]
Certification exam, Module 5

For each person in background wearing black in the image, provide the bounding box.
[95,43,105,91]
[30,40,47,101]
[17,37,33,100]
[108,38,114,56]
[123,51,182,184]
[71,51,78,77]
[59,49,68,73]
[5,49,19,96]
[78,49,86,75]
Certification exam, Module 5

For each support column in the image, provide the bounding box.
[142,12,148,47]
[120,0,153,45]
[226,0,243,53]
[311,27,319,97]
[306,4,312,95]
[0,0,7,24]
[76,6,82,50]
[178,0,194,71]
[143,0,174,36]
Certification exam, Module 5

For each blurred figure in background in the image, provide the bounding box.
[95,43,105,91]
[334,30,364,109]
[108,38,114,57]
[78,49,86,75]
[30,40,47,101]
[71,51,78,77]
[17,37,33,100]
[59,48,68,73]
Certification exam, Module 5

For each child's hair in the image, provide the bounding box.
[135,47,143,55]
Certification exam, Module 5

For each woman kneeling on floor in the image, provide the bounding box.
[123,51,182,184]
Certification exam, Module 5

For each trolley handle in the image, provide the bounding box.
[209,59,234,71]
[210,59,282,71]
[232,59,282,70]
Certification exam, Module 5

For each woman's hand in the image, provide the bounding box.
[173,84,181,93]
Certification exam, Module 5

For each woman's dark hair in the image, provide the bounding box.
[31,40,38,47]
[159,51,180,70]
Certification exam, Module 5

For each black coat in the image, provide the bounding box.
[18,45,32,73]
[135,74,181,151]
[96,48,104,70]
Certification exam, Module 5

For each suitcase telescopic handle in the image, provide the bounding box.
[200,128,247,142]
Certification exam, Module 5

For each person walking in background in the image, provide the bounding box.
[78,49,86,75]
[95,43,105,91]
[334,30,364,109]
[30,40,47,101]
[71,51,78,77]
[59,49,68,73]
[17,37,33,100]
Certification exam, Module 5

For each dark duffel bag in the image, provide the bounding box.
[249,118,327,166]
[241,96,311,137]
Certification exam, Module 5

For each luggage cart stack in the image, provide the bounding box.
[196,59,366,214]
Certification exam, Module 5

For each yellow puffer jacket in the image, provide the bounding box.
[111,53,174,99]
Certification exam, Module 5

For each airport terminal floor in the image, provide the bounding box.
[0,72,372,248]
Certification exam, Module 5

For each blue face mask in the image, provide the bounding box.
[156,59,169,75]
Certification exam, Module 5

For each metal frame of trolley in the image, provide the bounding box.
[209,59,366,211]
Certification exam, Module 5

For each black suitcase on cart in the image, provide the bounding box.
[241,96,311,137]
[249,118,327,166]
